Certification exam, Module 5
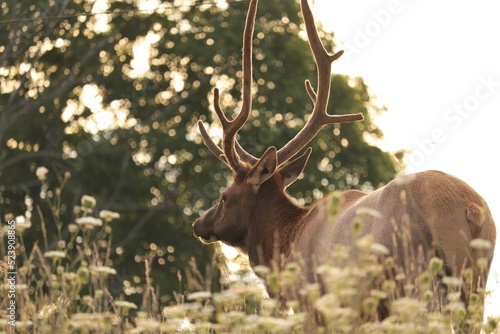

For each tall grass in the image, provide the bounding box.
[0,169,498,333]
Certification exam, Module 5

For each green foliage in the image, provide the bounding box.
[1,0,398,299]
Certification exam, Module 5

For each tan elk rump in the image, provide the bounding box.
[192,0,496,321]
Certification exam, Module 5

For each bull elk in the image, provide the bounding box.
[192,0,496,322]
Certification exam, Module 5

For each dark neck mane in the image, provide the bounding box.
[246,178,309,269]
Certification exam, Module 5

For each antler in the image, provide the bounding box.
[198,0,363,170]
[198,121,258,165]
[198,0,259,173]
[275,0,363,165]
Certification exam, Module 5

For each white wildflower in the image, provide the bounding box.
[68,223,79,233]
[442,276,463,287]
[44,251,66,259]
[89,265,116,276]
[225,311,245,324]
[162,305,187,318]
[36,166,49,181]
[99,210,120,222]
[470,238,493,250]
[392,297,427,315]
[253,265,271,277]
[229,283,264,299]
[63,272,78,282]
[443,301,466,313]
[114,300,138,309]
[15,216,32,232]
[370,289,388,300]
[477,257,489,270]
[187,291,212,301]
[260,299,278,316]
[447,291,462,302]
[315,293,340,321]
[81,195,96,210]
[16,320,33,328]
[371,242,390,255]
[75,216,103,228]
[356,234,374,251]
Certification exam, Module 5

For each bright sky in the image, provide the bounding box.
[314,0,500,318]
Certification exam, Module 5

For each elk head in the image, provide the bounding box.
[193,0,363,253]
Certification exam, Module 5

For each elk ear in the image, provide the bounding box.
[279,147,312,188]
[246,146,278,186]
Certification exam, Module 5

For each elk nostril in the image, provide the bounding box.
[198,234,213,243]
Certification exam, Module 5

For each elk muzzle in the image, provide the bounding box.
[192,206,218,244]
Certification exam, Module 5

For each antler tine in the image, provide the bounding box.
[198,120,258,165]
[276,0,364,166]
[198,120,226,163]
[199,0,259,172]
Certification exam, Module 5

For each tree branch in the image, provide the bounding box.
[0,150,61,171]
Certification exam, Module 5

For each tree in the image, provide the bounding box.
[0,0,398,302]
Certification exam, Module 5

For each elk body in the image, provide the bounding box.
[192,0,496,320]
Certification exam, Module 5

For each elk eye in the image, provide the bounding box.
[221,194,228,203]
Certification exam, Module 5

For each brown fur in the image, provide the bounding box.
[193,169,496,313]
